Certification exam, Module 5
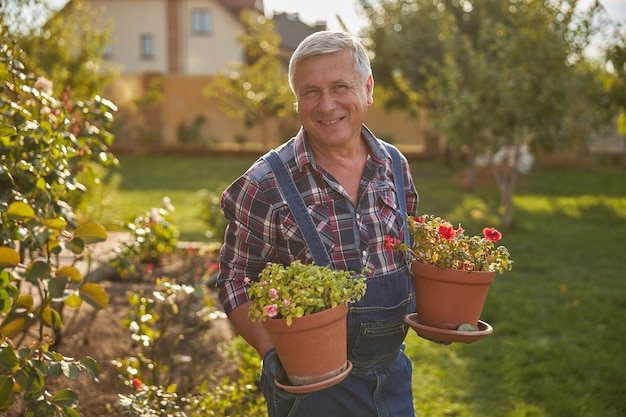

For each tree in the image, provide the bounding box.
[360,0,619,228]
[204,9,294,147]
[1,0,119,100]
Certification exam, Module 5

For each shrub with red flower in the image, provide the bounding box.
[391,214,513,274]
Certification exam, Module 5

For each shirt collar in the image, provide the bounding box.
[293,124,389,172]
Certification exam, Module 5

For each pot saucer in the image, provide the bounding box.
[275,361,353,394]
[404,313,493,344]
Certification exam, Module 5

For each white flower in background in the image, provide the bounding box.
[33,76,53,94]
[149,208,161,224]
[162,196,175,212]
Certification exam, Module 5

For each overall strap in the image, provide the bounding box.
[263,150,332,267]
[383,143,411,246]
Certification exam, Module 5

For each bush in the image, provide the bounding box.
[0,40,116,414]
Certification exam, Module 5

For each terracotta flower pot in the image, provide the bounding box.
[411,262,495,330]
[262,302,349,388]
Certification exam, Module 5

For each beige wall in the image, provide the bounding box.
[92,0,169,73]
[181,1,245,74]
[106,73,427,153]
[91,0,246,75]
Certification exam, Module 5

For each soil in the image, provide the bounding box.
[3,235,237,417]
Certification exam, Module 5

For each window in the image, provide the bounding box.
[140,33,154,59]
[192,9,212,35]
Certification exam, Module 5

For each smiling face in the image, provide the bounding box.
[292,49,373,152]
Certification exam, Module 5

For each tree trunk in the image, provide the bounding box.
[491,146,520,230]
[466,146,477,193]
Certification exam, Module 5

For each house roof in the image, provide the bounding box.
[273,12,326,52]
[216,0,264,15]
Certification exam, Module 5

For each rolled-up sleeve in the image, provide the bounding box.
[217,172,278,315]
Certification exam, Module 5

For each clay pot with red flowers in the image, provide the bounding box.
[389,214,513,343]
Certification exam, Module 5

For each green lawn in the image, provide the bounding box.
[104,153,626,417]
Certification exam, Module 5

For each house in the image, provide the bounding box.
[84,0,425,152]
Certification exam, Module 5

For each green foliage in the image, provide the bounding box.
[2,0,121,100]
[119,383,186,417]
[0,341,99,416]
[188,336,266,417]
[197,188,229,242]
[115,277,224,416]
[361,0,621,227]
[248,261,367,326]
[204,9,294,147]
[0,36,117,415]
[109,199,179,278]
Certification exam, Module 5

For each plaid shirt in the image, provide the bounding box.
[217,125,418,315]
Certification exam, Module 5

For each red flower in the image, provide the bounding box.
[132,378,142,389]
[483,227,502,242]
[384,235,400,251]
[437,224,455,241]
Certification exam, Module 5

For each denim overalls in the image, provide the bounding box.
[260,146,417,417]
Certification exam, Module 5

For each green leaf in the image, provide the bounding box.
[15,364,44,394]
[0,375,14,410]
[0,345,19,371]
[64,238,84,255]
[0,311,32,338]
[25,400,56,417]
[25,261,51,282]
[6,202,35,221]
[56,266,83,284]
[78,283,109,310]
[48,277,69,300]
[73,222,107,244]
[50,388,78,408]
[0,123,17,139]
[0,291,10,314]
[79,357,99,381]
[14,294,34,310]
[60,407,80,417]
[65,363,81,380]
[48,361,62,377]
[64,292,82,308]
[46,217,68,230]
[39,305,63,329]
[0,247,20,269]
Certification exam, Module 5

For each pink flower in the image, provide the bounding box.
[34,76,53,93]
[268,288,278,300]
[283,300,291,307]
[243,277,251,285]
[265,304,278,318]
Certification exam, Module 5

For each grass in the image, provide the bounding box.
[102,153,626,417]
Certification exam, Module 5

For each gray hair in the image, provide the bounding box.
[288,31,372,94]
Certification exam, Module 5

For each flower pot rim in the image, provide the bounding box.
[262,302,348,333]
[412,262,495,274]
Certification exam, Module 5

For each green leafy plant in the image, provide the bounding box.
[114,276,222,415]
[189,336,266,417]
[247,261,367,326]
[388,214,513,274]
[110,198,179,278]
[0,38,116,415]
